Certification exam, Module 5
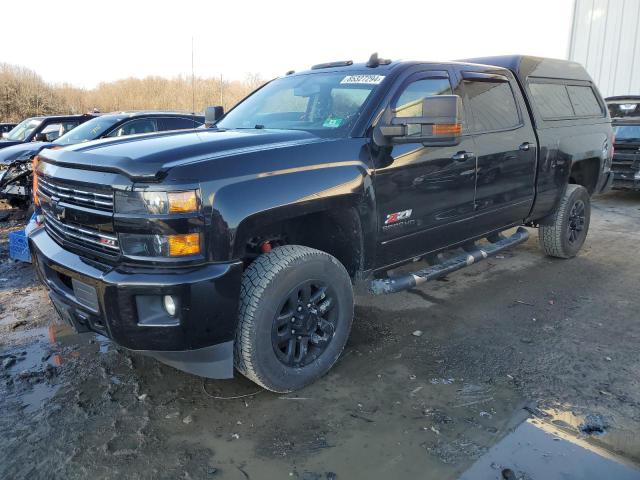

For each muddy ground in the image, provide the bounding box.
[1,191,640,480]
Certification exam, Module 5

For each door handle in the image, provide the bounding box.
[452,151,475,162]
[519,142,532,151]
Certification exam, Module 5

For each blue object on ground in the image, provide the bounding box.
[8,229,32,263]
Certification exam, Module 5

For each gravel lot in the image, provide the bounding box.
[1,191,639,480]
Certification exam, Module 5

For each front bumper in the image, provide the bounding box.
[30,227,243,378]
[611,171,640,191]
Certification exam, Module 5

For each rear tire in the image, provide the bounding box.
[539,184,590,259]
[234,245,354,392]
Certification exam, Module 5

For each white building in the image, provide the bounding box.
[568,0,640,97]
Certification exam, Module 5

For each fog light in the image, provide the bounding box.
[163,295,177,316]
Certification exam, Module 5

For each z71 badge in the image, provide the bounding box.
[384,209,413,225]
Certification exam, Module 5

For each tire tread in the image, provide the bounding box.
[539,184,589,259]
[235,245,350,391]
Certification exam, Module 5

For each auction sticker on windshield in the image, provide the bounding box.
[340,75,385,85]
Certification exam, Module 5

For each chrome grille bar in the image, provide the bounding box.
[42,209,119,252]
[38,176,113,211]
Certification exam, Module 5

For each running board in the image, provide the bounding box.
[369,227,530,295]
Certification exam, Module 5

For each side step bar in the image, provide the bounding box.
[369,227,530,295]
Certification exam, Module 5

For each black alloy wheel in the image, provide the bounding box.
[567,199,586,245]
[271,280,338,367]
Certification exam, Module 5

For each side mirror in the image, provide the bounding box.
[34,133,48,142]
[205,106,224,127]
[375,95,463,146]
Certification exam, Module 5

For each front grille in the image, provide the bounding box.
[612,150,640,176]
[43,209,120,256]
[37,174,119,259]
[38,175,114,212]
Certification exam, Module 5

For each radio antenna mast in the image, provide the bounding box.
[191,37,195,113]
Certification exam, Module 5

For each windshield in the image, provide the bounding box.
[54,116,120,145]
[608,101,640,119]
[614,125,640,142]
[217,72,384,136]
[4,118,41,141]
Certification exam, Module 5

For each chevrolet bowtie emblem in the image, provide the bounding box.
[51,196,65,221]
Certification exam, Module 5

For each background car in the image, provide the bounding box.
[0,114,96,150]
[0,123,17,136]
[0,111,205,209]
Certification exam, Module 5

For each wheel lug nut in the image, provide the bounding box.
[307,303,311,308]
[297,306,302,312]
[297,336,302,340]
[292,329,296,334]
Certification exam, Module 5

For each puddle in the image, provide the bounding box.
[1,322,113,415]
[541,406,640,463]
[20,380,61,414]
[460,410,640,480]
[2,339,61,414]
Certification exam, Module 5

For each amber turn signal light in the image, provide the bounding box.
[432,123,462,135]
[168,191,198,213]
[32,156,40,205]
[168,233,201,256]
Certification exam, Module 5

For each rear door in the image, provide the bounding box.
[460,71,537,234]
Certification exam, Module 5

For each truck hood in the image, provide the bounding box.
[39,129,328,181]
[0,142,54,165]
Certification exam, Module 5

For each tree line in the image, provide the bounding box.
[0,63,264,123]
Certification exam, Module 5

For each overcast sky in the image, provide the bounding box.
[2,0,575,88]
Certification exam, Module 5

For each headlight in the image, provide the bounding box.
[119,232,201,257]
[115,190,199,214]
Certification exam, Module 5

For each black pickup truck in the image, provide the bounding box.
[29,55,613,392]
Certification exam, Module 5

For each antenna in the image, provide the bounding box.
[191,37,195,113]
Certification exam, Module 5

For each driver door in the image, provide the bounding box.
[372,70,478,267]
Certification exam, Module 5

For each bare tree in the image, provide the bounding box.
[0,62,266,122]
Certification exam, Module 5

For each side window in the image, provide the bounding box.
[464,80,521,132]
[107,119,157,137]
[41,123,62,135]
[394,78,452,117]
[158,117,200,131]
[528,83,574,119]
[567,85,603,117]
[41,122,73,141]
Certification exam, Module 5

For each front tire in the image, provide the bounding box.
[234,245,354,392]
[539,184,591,259]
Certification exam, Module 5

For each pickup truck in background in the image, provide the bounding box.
[0,111,204,209]
[606,95,640,190]
[29,55,613,392]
